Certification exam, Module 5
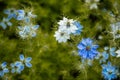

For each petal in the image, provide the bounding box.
[115,50,120,54]
[17,10,25,15]
[19,54,24,61]
[3,9,10,14]
[1,62,7,68]
[19,64,24,71]
[0,22,7,29]
[25,57,32,62]
[17,15,24,20]
[110,47,116,52]
[3,68,9,73]
[32,25,39,30]
[110,52,116,57]
[25,62,32,68]
[77,43,85,50]
[31,32,36,37]
[15,61,22,67]
[8,14,16,20]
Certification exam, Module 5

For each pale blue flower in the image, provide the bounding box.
[0,18,12,29]
[0,62,9,77]
[102,62,118,80]
[19,54,32,68]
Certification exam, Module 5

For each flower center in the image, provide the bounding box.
[67,22,70,28]
[60,32,64,36]
[86,46,90,50]
[108,71,112,74]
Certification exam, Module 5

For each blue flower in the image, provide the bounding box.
[100,51,109,63]
[77,38,99,59]
[0,62,9,77]
[73,21,83,35]
[4,8,17,20]
[102,62,118,80]
[10,62,24,74]
[19,54,32,68]
[0,18,12,29]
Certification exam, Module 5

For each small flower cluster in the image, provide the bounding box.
[85,0,100,10]
[54,17,83,43]
[0,54,32,77]
[110,22,120,39]
[0,8,39,39]
[95,47,119,80]
[96,47,117,64]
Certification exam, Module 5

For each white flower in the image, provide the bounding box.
[111,22,120,39]
[115,50,120,57]
[54,29,70,43]
[58,17,78,34]
[90,3,98,9]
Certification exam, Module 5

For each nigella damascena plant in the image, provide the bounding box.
[77,38,99,59]
[102,62,118,80]
[18,24,39,39]
[54,17,83,43]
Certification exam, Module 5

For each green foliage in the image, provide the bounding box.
[0,0,120,80]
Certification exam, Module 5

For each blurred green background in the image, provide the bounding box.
[0,0,120,80]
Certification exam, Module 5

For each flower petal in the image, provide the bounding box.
[25,57,32,62]
[25,62,32,68]
[19,54,24,61]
